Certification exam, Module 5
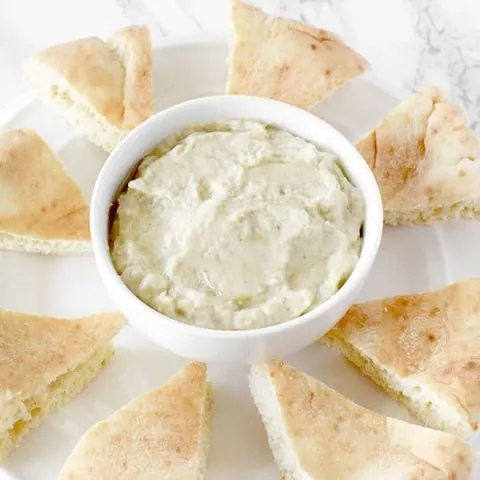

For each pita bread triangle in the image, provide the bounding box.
[59,362,212,480]
[0,128,91,254]
[356,87,480,225]
[324,277,480,440]
[0,310,124,461]
[227,0,369,110]
[24,25,153,152]
[250,360,475,480]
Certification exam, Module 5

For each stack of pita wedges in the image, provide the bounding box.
[324,277,480,441]
[0,25,154,255]
[0,310,124,461]
[250,361,475,480]
[227,0,369,109]
[24,25,154,153]
[0,129,91,254]
[59,362,212,480]
[356,87,480,225]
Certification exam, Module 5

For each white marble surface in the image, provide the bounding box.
[0,0,479,135]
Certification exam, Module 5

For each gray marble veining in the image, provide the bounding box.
[0,0,479,136]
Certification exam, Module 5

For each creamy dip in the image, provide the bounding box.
[111,121,364,330]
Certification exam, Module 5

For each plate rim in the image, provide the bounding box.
[0,32,471,479]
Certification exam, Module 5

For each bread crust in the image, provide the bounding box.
[0,129,91,252]
[59,362,212,480]
[325,278,480,438]
[0,310,124,460]
[356,87,480,225]
[227,0,369,109]
[24,26,154,152]
[251,361,475,479]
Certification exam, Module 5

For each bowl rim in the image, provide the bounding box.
[91,94,383,339]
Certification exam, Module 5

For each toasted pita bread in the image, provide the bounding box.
[59,362,212,480]
[227,0,369,110]
[356,87,480,225]
[250,360,474,480]
[24,25,154,152]
[0,129,91,254]
[324,278,480,439]
[0,310,124,461]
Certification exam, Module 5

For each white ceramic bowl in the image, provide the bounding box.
[91,95,383,364]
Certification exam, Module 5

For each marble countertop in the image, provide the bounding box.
[1,0,479,135]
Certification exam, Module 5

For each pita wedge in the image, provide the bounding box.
[59,362,212,480]
[250,361,475,480]
[24,25,153,152]
[227,0,369,110]
[0,310,124,461]
[356,87,480,225]
[324,278,480,440]
[0,129,91,254]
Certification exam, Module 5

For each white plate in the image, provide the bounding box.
[1,36,479,480]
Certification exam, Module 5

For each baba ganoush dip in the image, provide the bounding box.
[110,121,365,330]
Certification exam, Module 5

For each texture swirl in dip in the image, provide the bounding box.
[110,121,365,330]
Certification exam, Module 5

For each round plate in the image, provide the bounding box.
[0,36,475,479]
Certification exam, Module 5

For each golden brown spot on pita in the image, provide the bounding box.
[431,127,439,135]
[324,68,331,77]
[385,144,395,156]
[458,169,467,178]
[448,473,457,480]
[429,306,440,316]
[396,297,410,309]
[279,64,290,74]
[310,43,317,50]
[402,165,417,183]
[465,360,477,370]
[417,138,426,156]
[425,332,436,342]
